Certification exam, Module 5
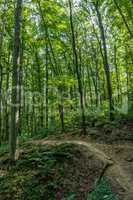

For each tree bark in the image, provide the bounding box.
[45,43,49,129]
[9,0,23,161]
[68,0,86,133]
[94,2,114,120]
[114,45,121,105]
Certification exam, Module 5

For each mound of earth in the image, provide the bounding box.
[88,118,133,143]
[0,143,117,200]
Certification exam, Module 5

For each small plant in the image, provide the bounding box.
[87,178,117,200]
[61,193,76,200]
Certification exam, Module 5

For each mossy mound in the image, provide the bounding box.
[0,143,116,200]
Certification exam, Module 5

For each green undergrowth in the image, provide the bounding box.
[87,178,117,200]
[0,143,117,200]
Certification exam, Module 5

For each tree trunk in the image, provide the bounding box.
[0,66,3,145]
[18,38,23,136]
[94,2,114,120]
[68,0,86,133]
[45,43,49,129]
[58,89,65,132]
[0,22,4,145]
[9,0,23,161]
[5,69,10,141]
[114,45,121,105]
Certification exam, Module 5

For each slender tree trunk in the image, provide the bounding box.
[45,43,49,129]
[86,65,93,107]
[94,2,114,120]
[90,42,99,106]
[0,24,4,145]
[58,88,65,132]
[3,48,10,141]
[0,66,2,145]
[31,95,36,135]
[114,45,121,105]
[35,51,43,129]
[31,71,36,136]
[59,103,65,132]
[18,38,23,136]
[9,0,23,161]
[68,0,86,133]
[5,69,10,141]
[125,65,129,112]
[113,0,133,38]
[89,63,99,107]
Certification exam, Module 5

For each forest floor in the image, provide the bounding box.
[0,119,133,200]
[29,138,133,200]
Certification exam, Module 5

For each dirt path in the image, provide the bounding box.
[30,139,133,198]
